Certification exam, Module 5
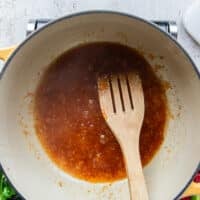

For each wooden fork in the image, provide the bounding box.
[98,72,149,200]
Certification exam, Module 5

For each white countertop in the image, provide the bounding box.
[0,0,200,71]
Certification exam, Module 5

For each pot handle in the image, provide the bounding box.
[0,46,200,199]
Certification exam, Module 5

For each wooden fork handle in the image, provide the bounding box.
[120,139,149,200]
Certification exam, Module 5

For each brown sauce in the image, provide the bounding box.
[34,42,167,182]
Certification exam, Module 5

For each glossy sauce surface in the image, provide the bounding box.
[34,43,167,182]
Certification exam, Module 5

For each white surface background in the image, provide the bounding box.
[0,0,200,71]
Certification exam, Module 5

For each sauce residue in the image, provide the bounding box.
[34,42,167,182]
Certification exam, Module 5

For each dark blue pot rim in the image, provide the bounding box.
[0,11,199,200]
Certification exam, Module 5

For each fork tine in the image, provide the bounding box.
[127,72,144,112]
[97,76,114,117]
[118,74,133,111]
[110,75,124,113]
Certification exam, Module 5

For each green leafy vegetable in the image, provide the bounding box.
[0,171,16,200]
[191,195,200,200]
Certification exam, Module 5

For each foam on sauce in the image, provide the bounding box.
[34,42,167,182]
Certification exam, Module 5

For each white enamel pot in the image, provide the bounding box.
[0,12,199,200]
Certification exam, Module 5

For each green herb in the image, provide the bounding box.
[191,195,200,200]
[0,171,16,200]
